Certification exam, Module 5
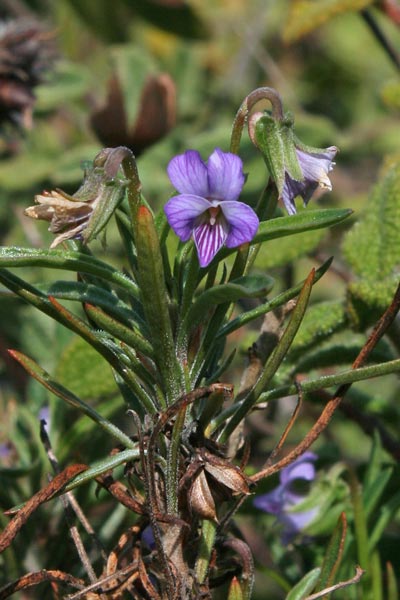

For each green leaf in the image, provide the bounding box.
[186,274,275,332]
[342,161,400,328]
[285,567,321,600]
[343,162,400,280]
[55,336,118,400]
[284,0,374,43]
[134,205,182,404]
[220,269,315,442]
[368,490,400,553]
[36,280,139,328]
[0,247,139,298]
[315,512,347,595]
[63,448,140,493]
[386,562,398,600]
[227,209,352,261]
[9,350,135,449]
[218,257,332,338]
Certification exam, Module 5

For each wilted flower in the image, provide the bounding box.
[248,108,337,215]
[25,188,97,248]
[253,451,318,543]
[282,145,338,215]
[164,148,259,267]
[24,147,128,247]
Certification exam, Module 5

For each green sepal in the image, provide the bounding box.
[48,147,130,245]
[314,512,347,595]
[285,567,321,600]
[281,115,303,182]
[254,113,286,193]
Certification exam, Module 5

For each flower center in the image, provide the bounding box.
[208,205,221,226]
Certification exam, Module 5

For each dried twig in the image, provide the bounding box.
[304,565,364,600]
[251,281,400,483]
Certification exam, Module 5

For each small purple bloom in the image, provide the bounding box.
[164,148,259,267]
[282,146,338,216]
[254,451,318,543]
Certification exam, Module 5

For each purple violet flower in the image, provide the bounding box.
[164,148,259,267]
[282,146,338,216]
[254,451,318,543]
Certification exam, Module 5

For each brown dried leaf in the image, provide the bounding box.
[0,464,87,553]
[204,460,250,496]
[189,469,217,521]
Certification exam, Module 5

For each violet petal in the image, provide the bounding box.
[193,218,229,267]
[207,148,245,202]
[253,486,284,515]
[296,146,337,190]
[167,150,209,197]
[280,453,317,487]
[221,201,259,247]
[164,194,211,241]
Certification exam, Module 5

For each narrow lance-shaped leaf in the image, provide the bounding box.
[285,568,322,600]
[0,269,157,414]
[220,269,315,442]
[217,257,332,338]
[36,280,141,328]
[8,350,136,449]
[134,205,182,404]
[184,274,275,334]
[212,359,400,431]
[314,512,347,595]
[0,247,139,298]
[83,303,154,358]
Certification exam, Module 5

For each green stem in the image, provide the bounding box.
[195,519,217,584]
[166,405,187,515]
[212,359,400,431]
[230,87,284,154]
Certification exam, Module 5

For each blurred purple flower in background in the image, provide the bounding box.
[39,405,50,434]
[254,451,318,543]
[164,148,259,267]
[282,146,337,216]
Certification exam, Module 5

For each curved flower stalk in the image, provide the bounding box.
[164,148,259,267]
[244,89,338,215]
